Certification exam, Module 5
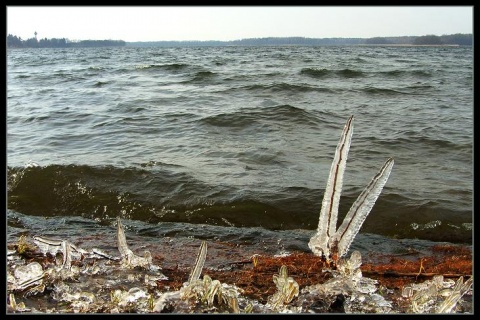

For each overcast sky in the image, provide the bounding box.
[7,6,473,42]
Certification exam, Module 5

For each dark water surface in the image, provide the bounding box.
[7,46,473,254]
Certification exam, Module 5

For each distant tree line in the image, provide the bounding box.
[358,34,472,46]
[127,33,472,47]
[128,37,366,47]
[7,34,126,48]
[433,33,472,46]
[7,33,471,48]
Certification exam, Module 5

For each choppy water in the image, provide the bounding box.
[6,45,473,254]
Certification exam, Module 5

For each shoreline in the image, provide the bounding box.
[356,44,460,47]
[7,233,472,313]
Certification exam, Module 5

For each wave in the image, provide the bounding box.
[361,87,412,95]
[337,68,365,78]
[6,163,471,244]
[6,164,310,229]
[300,68,432,80]
[372,134,472,151]
[134,63,191,73]
[94,81,109,87]
[380,69,432,78]
[300,68,331,78]
[243,83,334,94]
[47,72,87,82]
[188,70,217,82]
[199,104,321,129]
[300,68,365,79]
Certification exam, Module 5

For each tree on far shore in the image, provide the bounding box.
[7,34,125,48]
[413,35,443,45]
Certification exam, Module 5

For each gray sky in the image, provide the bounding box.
[7,6,473,42]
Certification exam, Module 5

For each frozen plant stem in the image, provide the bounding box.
[117,217,155,269]
[308,115,394,263]
[188,240,208,284]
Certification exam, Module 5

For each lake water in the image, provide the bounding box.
[6,45,473,258]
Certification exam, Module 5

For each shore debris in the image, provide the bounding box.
[267,265,300,311]
[404,274,473,313]
[8,261,46,295]
[7,226,472,313]
[154,240,250,313]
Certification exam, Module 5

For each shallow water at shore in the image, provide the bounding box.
[7,209,471,270]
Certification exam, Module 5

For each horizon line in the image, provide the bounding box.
[8,33,472,43]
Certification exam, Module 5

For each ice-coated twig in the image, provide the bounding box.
[308,115,394,262]
[33,235,119,262]
[33,236,85,269]
[309,115,353,259]
[116,217,154,269]
[187,240,208,284]
[33,236,65,256]
[116,217,131,259]
[333,157,394,258]
[61,240,72,269]
[90,248,119,261]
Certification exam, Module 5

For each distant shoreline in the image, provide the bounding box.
[356,44,460,47]
[7,44,465,49]
[7,33,472,48]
